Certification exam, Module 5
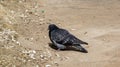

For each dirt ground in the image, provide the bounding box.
[0,0,120,67]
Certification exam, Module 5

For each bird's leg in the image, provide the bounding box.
[53,40,66,50]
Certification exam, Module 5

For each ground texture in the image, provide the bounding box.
[0,0,120,67]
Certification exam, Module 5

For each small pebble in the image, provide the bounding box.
[54,62,59,66]
[36,65,39,67]
[45,64,51,67]
[39,19,44,22]
[84,32,87,35]
[30,38,34,41]
[44,36,47,38]
[16,41,20,45]
[71,29,76,31]
[55,53,60,58]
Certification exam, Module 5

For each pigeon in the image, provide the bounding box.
[48,24,88,53]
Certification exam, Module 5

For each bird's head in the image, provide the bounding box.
[48,24,59,31]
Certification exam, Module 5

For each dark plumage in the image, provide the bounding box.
[48,24,88,53]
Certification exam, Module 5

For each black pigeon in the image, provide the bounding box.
[48,24,88,53]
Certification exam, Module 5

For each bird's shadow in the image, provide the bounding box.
[48,43,83,52]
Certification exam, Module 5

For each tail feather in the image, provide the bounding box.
[81,42,88,45]
[75,45,88,53]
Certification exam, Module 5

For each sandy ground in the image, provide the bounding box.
[0,0,120,67]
